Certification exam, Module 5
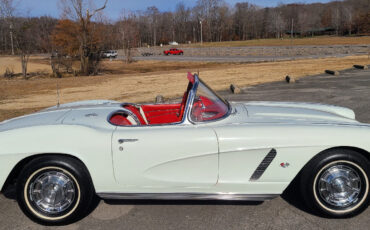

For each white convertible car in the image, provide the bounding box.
[1,73,370,224]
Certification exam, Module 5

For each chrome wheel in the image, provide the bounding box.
[313,160,369,214]
[301,150,370,217]
[317,164,361,208]
[28,170,77,215]
[17,156,94,224]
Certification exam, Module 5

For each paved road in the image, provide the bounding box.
[1,68,370,229]
[128,53,365,63]
[123,44,370,62]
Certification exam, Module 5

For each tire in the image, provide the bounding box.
[16,156,95,225]
[300,149,370,218]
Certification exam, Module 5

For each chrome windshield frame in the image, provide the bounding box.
[187,74,231,124]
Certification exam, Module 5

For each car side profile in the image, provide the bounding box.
[0,73,370,225]
[164,48,184,55]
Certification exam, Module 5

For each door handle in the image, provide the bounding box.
[118,139,138,144]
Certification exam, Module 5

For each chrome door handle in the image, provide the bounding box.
[118,139,138,144]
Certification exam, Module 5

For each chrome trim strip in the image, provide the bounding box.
[183,78,198,125]
[250,148,277,181]
[97,193,279,201]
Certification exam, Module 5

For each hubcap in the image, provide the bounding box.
[318,164,361,208]
[29,171,76,214]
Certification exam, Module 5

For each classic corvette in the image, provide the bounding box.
[1,73,370,224]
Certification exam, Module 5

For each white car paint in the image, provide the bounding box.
[1,77,370,197]
[112,126,218,188]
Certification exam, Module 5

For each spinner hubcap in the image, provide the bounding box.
[29,170,76,214]
[317,164,362,208]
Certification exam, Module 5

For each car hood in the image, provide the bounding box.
[242,101,358,124]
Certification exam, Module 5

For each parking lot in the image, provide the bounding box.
[0,67,370,230]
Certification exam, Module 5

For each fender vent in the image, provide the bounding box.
[250,148,277,181]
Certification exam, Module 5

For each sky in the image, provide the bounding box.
[17,0,334,20]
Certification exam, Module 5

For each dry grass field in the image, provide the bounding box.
[0,56,52,75]
[0,54,369,122]
[187,36,370,47]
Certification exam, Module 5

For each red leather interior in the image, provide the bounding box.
[141,103,182,124]
[122,104,147,125]
[116,75,195,125]
[178,92,188,122]
[110,114,132,126]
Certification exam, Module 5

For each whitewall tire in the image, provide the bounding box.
[300,149,370,217]
[16,156,95,225]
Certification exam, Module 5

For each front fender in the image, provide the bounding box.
[0,125,116,193]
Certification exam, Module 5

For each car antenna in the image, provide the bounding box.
[197,69,200,76]
[56,80,60,108]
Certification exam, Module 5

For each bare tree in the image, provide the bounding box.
[1,0,35,78]
[0,0,14,18]
[60,0,108,75]
[2,0,370,61]
[146,6,159,46]
[0,0,15,54]
[195,0,225,42]
[332,2,341,36]
[117,12,139,63]
[13,19,37,78]
[343,4,353,35]
[268,9,285,39]
[174,3,191,43]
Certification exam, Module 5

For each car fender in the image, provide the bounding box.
[214,123,370,194]
[0,125,116,193]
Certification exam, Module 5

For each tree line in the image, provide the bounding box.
[109,0,370,47]
[0,0,369,76]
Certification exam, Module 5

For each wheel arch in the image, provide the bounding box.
[1,153,94,194]
[316,146,370,163]
[285,146,370,191]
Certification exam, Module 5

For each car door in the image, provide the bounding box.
[112,125,219,191]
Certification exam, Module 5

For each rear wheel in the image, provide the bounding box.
[300,149,370,217]
[16,156,95,225]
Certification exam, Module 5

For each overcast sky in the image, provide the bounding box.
[18,0,334,20]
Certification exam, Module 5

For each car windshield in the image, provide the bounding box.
[190,78,230,122]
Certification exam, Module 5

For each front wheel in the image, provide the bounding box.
[16,156,95,225]
[300,149,370,218]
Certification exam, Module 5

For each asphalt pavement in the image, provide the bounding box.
[130,53,365,63]
[1,67,370,230]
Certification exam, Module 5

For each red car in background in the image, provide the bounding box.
[164,48,184,55]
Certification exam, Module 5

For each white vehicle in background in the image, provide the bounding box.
[0,73,370,225]
[101,50,118,58]
[168,41,179,46]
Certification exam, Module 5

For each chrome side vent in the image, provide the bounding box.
[250,148,277,181]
